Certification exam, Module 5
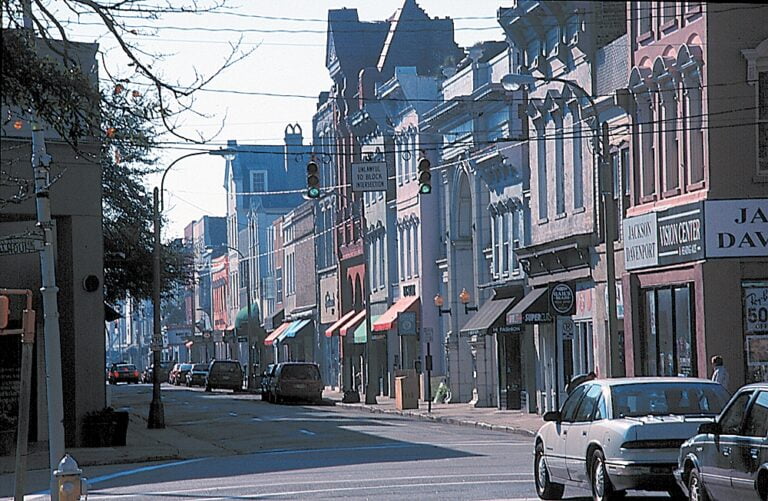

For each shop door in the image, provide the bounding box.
[500,333,522,410]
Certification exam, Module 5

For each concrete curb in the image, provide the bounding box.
[334,402,537,438]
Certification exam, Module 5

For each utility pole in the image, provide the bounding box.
[148,187,165,428]
[21,2,66,498]
[601,122,622,377]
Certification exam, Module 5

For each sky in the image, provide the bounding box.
[66,1,507,238]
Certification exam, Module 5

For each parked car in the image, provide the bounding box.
[260,364,277,400]
[674,382,768,501]
[185,363,209,387]
[142,362,171,384]
[268,362,323,404]
[205,360,243,392]
[169,363,193,385]
[532,377,729,501]
[108,363,140,384]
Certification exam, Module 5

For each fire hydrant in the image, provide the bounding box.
[54,454,88,500]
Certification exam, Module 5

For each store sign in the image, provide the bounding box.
[705,199,768,258]
[319,275,338,324]
[574,283,594,320]
[623,202,705,270]
[550,283,575,316]
[656,202,704,264]
[624,212,658,270]
[744,284,768,334]
[523,311,553,323]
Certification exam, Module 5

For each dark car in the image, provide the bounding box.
[205,360,243,392]
[170,363,193,385]
[675,383,768,501]
[108,363,140,384]
[142,362,171,384]
[269,362,323,404]
[260,364,277,400]
[186,363,209,387]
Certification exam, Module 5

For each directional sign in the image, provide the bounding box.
[351,162,387,192]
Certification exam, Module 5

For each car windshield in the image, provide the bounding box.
[192,364,208,371]
[281,364,320,380]
[611,382,729,418]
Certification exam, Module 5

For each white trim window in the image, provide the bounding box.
[250,170,268,194]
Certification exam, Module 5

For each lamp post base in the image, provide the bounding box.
[147,398,165,429]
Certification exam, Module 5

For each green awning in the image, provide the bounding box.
[235,303,261,330]
[353,315,380,344]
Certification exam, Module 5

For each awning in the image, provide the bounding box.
[372,296,420,332]
[277,318,312,342]
[235,303,261,330]
[264,321,292,346]
[353,315,381,344]
[506,288,551,324]
[325,310,357,337]
[340,310,366,336]
[460,297,517,336]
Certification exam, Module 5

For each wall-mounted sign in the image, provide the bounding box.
[656,202,704,264]
[523,311,553,323]
[351,162,387,192]
[319,275,338,324]
[705,199,768,258]
[397,311,417,336]
[744,284,768,334]
[624,212,658,270]
[550,283,575,316]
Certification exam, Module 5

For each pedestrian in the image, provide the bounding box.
[711,355,729,390]
[566,370,597,394]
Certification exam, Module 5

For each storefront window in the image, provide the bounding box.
[641,284,696,377]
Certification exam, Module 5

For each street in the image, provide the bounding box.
[4,384,675,500]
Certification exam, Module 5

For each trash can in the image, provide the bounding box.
[395,374,418,410]
[111,411,129,447]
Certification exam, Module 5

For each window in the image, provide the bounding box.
[622,148,631,197]
[594,394,607,420]
[641,285,696,377]
[611,383,729,418]
[405,226,412,278]
[502,212,510,274]
[546,27,560,56]
[571,110,584,209]
[491,214,499,277]
[661,1,676,25]
[661,85,680,192]
[720,391,753,435]
[743,391,768,437]
[412,227,419,277]
[555,114,565,215]
[684,77,705,184]
[560,384,589,421]
[637,1,652,36]
[638,93,656,198]
[573,384,603,422]
[250,171,267,193]
[537,125,548,220]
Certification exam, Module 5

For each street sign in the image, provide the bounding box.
[0,232,45,256]
[351,162,386,192]
[397,311,417,336]
[422,326,434,342]
[237,336,247,342]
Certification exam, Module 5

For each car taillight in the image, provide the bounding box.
[134,370,139,377]
[113,371,119,377]
[620,439,685,449]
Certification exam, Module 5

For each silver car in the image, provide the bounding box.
[533,377,730,501]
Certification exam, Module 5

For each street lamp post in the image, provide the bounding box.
[501,73,621,378]
[148,148,235,429]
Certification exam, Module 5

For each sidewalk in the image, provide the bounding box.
[323,389,543,438]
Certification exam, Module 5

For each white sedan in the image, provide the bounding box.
[533,377,730,501]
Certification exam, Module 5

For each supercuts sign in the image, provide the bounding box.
[705,199,768,258]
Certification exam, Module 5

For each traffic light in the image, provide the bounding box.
[306,159,321,199]
[417,156,431,195]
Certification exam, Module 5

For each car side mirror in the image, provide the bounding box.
[543,411,561,422]
[698,422,721,435]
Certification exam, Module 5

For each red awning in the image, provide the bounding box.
[324,310,358,338]
[372,296,420,332]
[340,310,365,336]
[264,322,292,346]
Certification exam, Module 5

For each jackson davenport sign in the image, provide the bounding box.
[705,199,768,258]
[623,212,658,270]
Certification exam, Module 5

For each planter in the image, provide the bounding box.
[81,409,129,447]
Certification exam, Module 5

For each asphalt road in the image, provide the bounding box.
[13,384,674,500]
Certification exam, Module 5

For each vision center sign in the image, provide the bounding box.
[351,162,387,192]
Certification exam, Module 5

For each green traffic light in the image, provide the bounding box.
[307,187,321,199]
[419,184,432,195]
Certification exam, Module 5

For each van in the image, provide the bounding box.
[269,362,323,404]
[205,360,243,392]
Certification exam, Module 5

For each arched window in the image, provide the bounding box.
[660,78,679,192]
[636,90,655,198]
[554,111,565,215]
[683,71,704,184]
[535,119,548,219]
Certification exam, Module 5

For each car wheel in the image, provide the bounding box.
[534,442,564,500]
[688,469,709,501]
[591,449,618,501]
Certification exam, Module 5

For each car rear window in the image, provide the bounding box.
[212,362,241,374]
[118,364,137,371]
[611,382,729,418]
[192,364,208,371]
[280,364,321,380]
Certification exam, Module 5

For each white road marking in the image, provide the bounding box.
[228,411,238,416]
[299,428,316,436]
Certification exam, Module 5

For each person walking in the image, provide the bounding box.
[711,355,729,391]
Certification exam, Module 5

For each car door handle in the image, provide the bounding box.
[722,447,731,457]
[563,430,568,435]
[751,448,759,459]
[582,431,588,436]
